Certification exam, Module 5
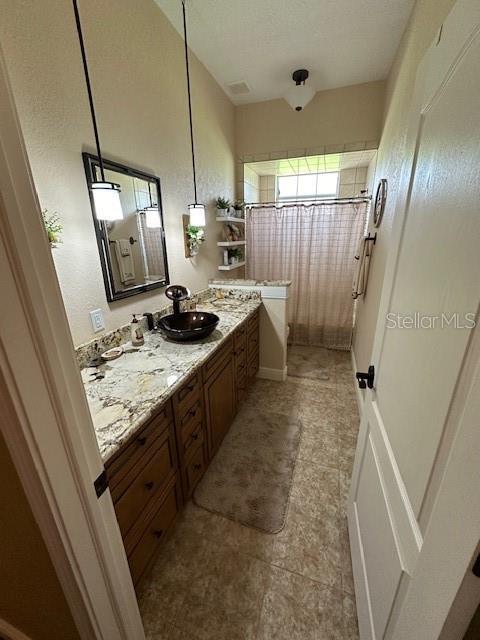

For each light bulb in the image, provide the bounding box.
[188,203,206,227]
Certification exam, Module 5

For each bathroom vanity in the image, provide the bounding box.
[81,295,260,586]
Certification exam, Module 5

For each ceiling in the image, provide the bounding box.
[246,150,377,176]
[155,0,415,105]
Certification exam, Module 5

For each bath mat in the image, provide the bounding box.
[193,406,303,533]
[287,345,332,380]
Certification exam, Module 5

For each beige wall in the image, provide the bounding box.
[235,80,385,161]
[0,407,79,639]
[352,0,457,371]
[0,0,235,346]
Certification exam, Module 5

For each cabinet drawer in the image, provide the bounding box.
[236,358,247,380]
[174,372,201,415]
[247,310,259,332]
[127,480,181,586]
[202,337,233,382]
[181,417,205,460]
[247,329,259,359]
[234,323,246,351]
[184,442,207,498]
[113,429,177,538]
[177,396,203,434]
[236,373,247,407]
[106,401,172,490]
[247,350,259,385]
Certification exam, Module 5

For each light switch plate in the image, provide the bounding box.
[90,308,105,333]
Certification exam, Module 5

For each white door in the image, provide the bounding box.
[348,1,480,638]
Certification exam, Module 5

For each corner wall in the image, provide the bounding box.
[352,0,457,373]
[0,0,235,345]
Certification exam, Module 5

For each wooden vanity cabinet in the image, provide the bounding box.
[105,401,182,586]
[106,308,259,588]
[202,337,236,458]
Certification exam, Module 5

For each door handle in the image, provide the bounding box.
[356,365,375,389]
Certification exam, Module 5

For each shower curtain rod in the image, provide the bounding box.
[245,196,371,208]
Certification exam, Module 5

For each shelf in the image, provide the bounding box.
[218,261,246,271]
[216,216,245,224]
[217,240,246,247]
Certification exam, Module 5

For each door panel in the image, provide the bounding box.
[349,3,480,638]
[355,429,404,638]
[377,36,480,513]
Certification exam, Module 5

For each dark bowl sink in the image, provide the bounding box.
[158,311,219,342]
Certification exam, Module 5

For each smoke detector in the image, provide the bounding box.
[284,69,315,112]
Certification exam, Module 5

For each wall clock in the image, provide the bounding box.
[373,178,387,227]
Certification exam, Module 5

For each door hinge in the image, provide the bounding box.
[94,469,109,498]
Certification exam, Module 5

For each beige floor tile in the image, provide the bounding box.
[337,434,357,474]
[298,427,340,470]
[174,545,270,640]
[257,566,344,640]
[343,592,360,639]
[291,458,340,515]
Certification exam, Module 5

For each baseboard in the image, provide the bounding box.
[350,348,365,413]
[257,366,287,381]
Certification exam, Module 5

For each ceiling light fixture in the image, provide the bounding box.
[144,206,162,229]
[182,0,206,228]
[72,0,123,221]
[285,69,315,112]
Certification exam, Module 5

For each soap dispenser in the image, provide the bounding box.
[130,314,144,347]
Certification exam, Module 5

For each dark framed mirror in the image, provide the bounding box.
[83,153,170,302]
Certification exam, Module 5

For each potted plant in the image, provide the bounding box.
[215,197,231,217]
[186,224,205,257]
[228,247,243,264]
[232,199,245,219]
[42,209,63,248]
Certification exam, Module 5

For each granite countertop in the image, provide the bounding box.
[209,278,292,287]
[81,295,261,462]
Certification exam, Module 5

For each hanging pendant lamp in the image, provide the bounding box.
[72,0,123,221]
[182,0,206,227]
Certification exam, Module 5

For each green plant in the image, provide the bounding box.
[42,209,63,247]
[232,199,245,211]
[186,224,205,244]
[229,247,242,259]
[215,196,231,210]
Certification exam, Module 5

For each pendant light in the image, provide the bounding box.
[285,69,315,112]
[144,206,162,229]
[182,0,206,227]
[72,0,123,221]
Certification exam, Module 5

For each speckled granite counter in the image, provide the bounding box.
[81,294,261,462]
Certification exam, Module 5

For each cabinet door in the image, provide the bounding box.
[204,354,235,457]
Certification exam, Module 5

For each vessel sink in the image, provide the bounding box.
[158,311,219,341]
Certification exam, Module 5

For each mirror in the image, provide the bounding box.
[83,153,169,301]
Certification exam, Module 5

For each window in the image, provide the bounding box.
[277,172,339,202]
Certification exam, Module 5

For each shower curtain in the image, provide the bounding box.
[246,202,368,349]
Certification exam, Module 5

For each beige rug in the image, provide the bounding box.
[287,345,333,380]
[193,406,303,533]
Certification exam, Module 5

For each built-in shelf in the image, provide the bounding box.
[218,261,246,271]
[217,240,246,247]
[216,216,245,224]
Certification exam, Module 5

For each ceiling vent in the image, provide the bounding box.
[227,80,250,95]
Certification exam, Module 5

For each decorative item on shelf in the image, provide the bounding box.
[182,0,206,236]
[373,178,387,227]
[228,247,243,265]
[232,199,245,219]
[72,0,123,222]
[185,223,205,257]
[215,197,232,217]
[223,222,243,242]
[42,209,63,248]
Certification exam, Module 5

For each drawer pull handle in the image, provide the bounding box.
[193,463,202,470]
[187,383,195,391]
[137,436,147,446]
[153,529,163,539]
[145,481,154,491]
[192,432,199,440]
[189,408,197,417]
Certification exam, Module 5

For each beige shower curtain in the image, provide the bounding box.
[246,202,368,349]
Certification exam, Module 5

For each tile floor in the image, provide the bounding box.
[138,346,360,640]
